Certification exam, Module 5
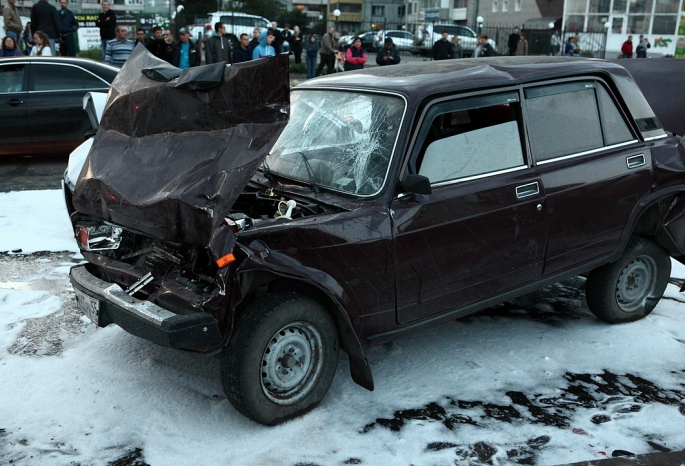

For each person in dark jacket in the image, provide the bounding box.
[206,22,232,64]
[146,26,165,59]
[30,0,60,55]
[248,27,260,56]
[95,1,116,60]
[23,22,35,55]
[305,34,319,79]
[58,0,78,56]
[344,37,366,71]
[291,25,303,64]
[269,22,284,54]
[233,33,251,63]
[432,31,452,60]
[451,36,462,58]
[508,26,519,55]
[376,38,400,66]
[477,35,494,57]
[175,27,200,69]
[161,29,178,66]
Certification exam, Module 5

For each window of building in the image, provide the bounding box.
[492,0,499,12]
[628,0,653,14]
[586,15,607,31]
[627,15,649,33]
[514,0,522,11]
[613,0,628,12]
[566,0,588,13]
[398,5,406,15]
[502,0,509,11]
[589,0,610,12]
[414,93,526,185]
[408,2,412,13]
[654,0,679,13]
[564,15,586,31]
[611,16,624,33]
[651,14,678,33]
[372,5,385,15]
[525,83,604,161]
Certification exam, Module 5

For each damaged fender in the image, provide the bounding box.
[235,239,375,391]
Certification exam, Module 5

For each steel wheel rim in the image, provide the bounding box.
[260,321,324,405]
[615,255,657,313]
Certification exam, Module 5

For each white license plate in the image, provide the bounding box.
[75,288,100,325]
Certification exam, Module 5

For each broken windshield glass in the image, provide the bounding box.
[266,90,405,196]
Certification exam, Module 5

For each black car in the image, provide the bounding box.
[0,57,118,156]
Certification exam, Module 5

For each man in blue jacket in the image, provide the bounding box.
[252,29,275,60]
[233,33,251,63]
[58,0,78,57]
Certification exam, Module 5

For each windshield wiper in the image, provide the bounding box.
[260,156,276,184]
[295,151,320,193]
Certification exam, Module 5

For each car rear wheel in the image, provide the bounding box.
[221,293,339,425]
[585,237,670,323]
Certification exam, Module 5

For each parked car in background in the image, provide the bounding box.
[375,29,416,52]
[340,31,378,51]
[67,49,685,427]
[412,23,496,57]
[205,11,271,44]
[0,57,117,156]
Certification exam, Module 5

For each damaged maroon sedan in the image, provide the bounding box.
[68,47,685,425]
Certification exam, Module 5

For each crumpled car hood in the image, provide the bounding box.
[72,45,289,248]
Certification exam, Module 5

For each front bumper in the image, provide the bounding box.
[70,265,223,349]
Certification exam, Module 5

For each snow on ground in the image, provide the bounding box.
[0,190,79,254]
[2,190,685,466]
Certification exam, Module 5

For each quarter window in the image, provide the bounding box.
[597,85,633,145]
[414,93,526,185]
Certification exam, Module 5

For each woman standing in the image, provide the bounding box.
[0,36,24,57]
[292,26,303,65]
[304,34,319,79]
[344,37,366,71]
[30,31,52,56]
[515,33,528,56]
[450,36,462,58]
[23,23,35,55]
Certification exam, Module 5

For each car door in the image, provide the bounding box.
[523,80,651,276]
[392,91,547,325]
[0,63,30,155]
[27,62,110,153]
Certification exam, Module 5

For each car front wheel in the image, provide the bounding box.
[585,236,670,323]
[221,293,339,425]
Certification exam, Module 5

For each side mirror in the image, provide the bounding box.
[399,174,432,195]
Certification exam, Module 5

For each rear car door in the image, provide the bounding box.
[0,62,30,155]
[523,80,651,276]
[27,62,110,153]
[392,91,547,325]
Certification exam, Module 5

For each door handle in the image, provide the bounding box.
[626,154,645,169]
[6,99,25,106]
[516,182,539,199]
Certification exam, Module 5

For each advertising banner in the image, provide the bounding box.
[76,14,101,52]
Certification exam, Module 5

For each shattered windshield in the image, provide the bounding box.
[265,90,405,196]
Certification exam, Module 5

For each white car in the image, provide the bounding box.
[374,30,416,52]
[63,92,107,204]
[412,23,497,57]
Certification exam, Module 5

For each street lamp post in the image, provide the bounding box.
[476,15,484,34]
[333,8,340,33]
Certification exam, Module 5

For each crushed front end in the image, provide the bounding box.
[68,47,290,352]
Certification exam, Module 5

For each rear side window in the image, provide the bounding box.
[525,82,604,162]
[597,85,634,146]
[33,64,106,91]
[414,92,526,185]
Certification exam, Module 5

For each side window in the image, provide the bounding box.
[525,82,604,161]
[33,64,104,91]
[0,65,25,93]
[415,93,526,185]
[597,85,634,145]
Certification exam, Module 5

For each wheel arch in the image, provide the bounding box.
[615,186,685,261]
[234,268,375,391]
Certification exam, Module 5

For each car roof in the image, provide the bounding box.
[0,57,119,83]
[299,56,626,98]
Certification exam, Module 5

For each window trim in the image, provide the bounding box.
[535,139,637,165]
[28,62,110,93]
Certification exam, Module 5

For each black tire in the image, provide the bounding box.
[586,237,670,323]
[221,293,339,425]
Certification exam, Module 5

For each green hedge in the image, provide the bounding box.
[77,47,103,61]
